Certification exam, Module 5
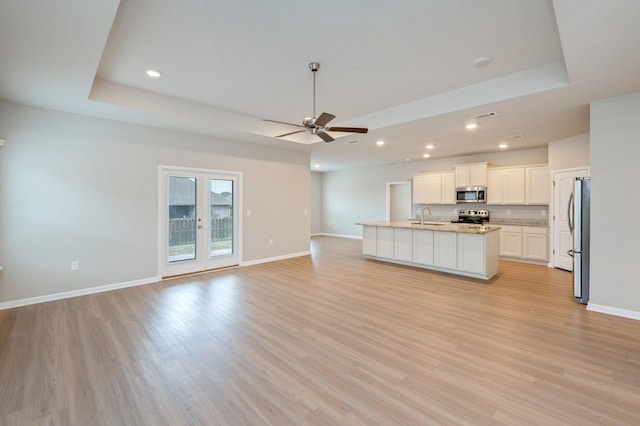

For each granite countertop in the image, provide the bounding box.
[485,219,549,227]
[357,221,500,234]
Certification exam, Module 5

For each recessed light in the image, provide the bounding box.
[405,158,411,162]
[465,122,478,130]
[145,69,162,78]
[376,140,385,146]
[425,144,434,150]
[499,143,509,149]
[423,153,431,158]
[314,164,320,168]
[473,57,493,67]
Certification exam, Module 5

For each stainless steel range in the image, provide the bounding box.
[455,209,489,224]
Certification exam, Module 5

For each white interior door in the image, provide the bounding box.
[160,167,240,277]
[387,182,411,222]
[552,168,588,271]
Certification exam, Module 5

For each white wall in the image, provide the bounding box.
[589,91,640,315]
[548,133,590,171]
[322,147,549,237]
[310,172,324,234]
[0,101,311,304]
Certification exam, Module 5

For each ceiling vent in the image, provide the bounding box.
[472,112,498,120]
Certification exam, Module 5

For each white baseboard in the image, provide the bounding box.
[587,303,640,321]
[313,233,362,240]
[0,276,160,311]
[1,250,316,310]
[241,250,311,267]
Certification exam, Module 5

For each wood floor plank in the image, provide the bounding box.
[2,236,640,424]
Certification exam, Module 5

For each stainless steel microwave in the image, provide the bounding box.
[456,186,487,203]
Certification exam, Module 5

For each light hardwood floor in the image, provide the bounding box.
[1,236,639,425]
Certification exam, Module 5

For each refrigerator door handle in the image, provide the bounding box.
[567,191,574,235]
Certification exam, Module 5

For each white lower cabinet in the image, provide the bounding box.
[457,233,485,274]
[434,231,457,269]
[499,225,523,257]
[412,229,434,265]
[376,227,394,258]
[394,228,413,261]
[522,226,548,261]
[362,226,377,256]
[498,225,549,263]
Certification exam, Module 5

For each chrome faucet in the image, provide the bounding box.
[420,206,431,225]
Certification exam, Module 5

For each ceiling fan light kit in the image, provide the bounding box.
[263,62,368,143]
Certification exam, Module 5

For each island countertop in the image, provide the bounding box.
[356,221,500,234]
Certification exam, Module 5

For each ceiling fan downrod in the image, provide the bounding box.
[309,62,320,120]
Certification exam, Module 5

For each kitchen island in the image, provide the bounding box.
[358,221,501,280]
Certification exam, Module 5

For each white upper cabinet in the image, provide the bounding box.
[413,175,428,204]
[525,166,549,205]
[487,164,548,205]
[504,168,526,204]
[424,173,443,204]
[486,169,504,204]
[487,168,525,204]
[455,162,488,188]
[441,172,456,204]
[413,172,456,205]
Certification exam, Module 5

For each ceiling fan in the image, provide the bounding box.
[263,62,368,142]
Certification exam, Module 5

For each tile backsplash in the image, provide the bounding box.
[412,204,548,225]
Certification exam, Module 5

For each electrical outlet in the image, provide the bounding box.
[71,260,79,270]
[304,209,308,215]
[268,238,274,245]
[506,209,511,215]
[246,210,251,217]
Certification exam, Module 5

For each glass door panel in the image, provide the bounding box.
[209,179,233,258]
[168,176,197,263]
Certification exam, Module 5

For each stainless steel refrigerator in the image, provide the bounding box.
[569,177,590,304]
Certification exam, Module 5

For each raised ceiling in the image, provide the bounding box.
[1,0,639,170]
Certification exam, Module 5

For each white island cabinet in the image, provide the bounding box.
[434,231,457,269]
[358,221,500,280]
[362,226,377,256]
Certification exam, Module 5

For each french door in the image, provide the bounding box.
[160,167,240,277]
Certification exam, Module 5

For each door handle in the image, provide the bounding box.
[197,225,202,229]
[567,249,574,257]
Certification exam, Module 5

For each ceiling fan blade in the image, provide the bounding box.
[262,119,305,128]
[317,130,335,143]
[326,126,369,134]
[276,129,307,138]
[314,112,336,127]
